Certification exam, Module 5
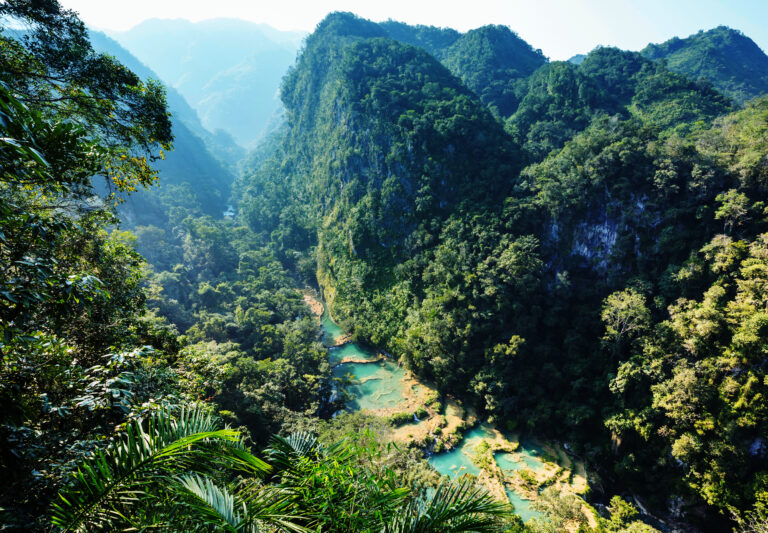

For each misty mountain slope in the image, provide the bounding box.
[89,31,235,220]
[642,26,768,104]
[196,47,296,148]
[568,53,587,65]
[111,18,304,146]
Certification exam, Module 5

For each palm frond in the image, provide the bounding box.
[265,432,322,472]
[204,435,273,477]
[178,475,311,533]
[50,406,266,532]
[385,478,514,533]
[177,474,246,532]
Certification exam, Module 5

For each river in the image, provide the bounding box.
[309,293,591,525]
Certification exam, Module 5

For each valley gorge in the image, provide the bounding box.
[2,4,768,531]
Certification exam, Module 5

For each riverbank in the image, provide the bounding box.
[303,290,351,346]
[303,289,595,528]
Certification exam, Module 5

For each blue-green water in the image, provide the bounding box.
[329,342,379,366]
[332,359,410,411]
[429,449,481,478]
[429,444,542,523]
[427,426,545,522]
[495,448,546,475]
[321,311,345,346]
[428,426,492,479]
[322,306,546,524]
[494,451,545,522]
[518,439,548,472]
[461,426,496,444]
[505,488,539,523]
[495,451,523,471]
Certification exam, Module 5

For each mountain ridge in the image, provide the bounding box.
[641,25,768,104]
[110,18,305,147]
[89,30,236,220]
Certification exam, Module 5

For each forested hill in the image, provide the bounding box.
[438,25,547,116]
[343,17,548,116]
[237,11,768,529]
[642,26,768,104]
[381,22,547,116]
[88,31,237,223]
[89,32,245,167]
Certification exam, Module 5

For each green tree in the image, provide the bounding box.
[0,0,172,197]
[715,189,751,234]
[601,288,651,350]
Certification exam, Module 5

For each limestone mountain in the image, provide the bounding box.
[642,25,768,104]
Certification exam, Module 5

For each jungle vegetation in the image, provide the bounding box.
[2,3,768,531]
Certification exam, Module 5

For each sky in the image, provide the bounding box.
[61,0,768,60]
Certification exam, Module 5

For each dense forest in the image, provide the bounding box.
[1,2,768,531]
[238,12,768,531]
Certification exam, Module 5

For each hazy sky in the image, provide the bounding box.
[61,0,768,60]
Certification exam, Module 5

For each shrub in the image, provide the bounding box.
[389,411,413,426]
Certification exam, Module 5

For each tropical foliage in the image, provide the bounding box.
[235,11,768,528]
[52,408,515,532]
[4,3,768,531]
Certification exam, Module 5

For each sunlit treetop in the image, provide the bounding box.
[0,0,173,201]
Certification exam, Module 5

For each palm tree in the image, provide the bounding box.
[265,431,411,530]
[50,406,306,532]
[52,408,515,532]
[264,431,515,532]
[384,480,514,533]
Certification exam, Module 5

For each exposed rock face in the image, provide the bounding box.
[572,219,619,268]
[749,437,766,458]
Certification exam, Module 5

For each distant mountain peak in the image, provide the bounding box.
[298,14,547,117]
[568,54,586,65]
[439,23,547,115]
[641,25,768,104]
[110,19,304,146]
